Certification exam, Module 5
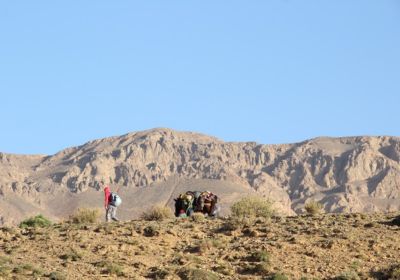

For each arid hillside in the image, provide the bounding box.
[1,128,400,224]
[0,212,399,279]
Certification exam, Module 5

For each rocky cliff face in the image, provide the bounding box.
[1,128,400,224]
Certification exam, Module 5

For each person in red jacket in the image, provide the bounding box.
[103,184,119,222]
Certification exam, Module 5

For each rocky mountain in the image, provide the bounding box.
[1,128,400,225]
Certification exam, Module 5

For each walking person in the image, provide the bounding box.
[103,183,121,222]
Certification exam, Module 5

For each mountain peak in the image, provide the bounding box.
[1,129,400,225]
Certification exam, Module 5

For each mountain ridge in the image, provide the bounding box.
[1,128,400,225]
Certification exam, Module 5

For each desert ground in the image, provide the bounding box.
[0,211,399,280]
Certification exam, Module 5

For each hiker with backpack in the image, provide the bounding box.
[103,183,122,222]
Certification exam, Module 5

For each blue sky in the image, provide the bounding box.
[1,1,399,155]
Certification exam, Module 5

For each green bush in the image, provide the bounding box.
[230,196,274,226]
[304,200,323,215]
[19,215,52,228]
[141,205,174,221]
[70,208,100,224]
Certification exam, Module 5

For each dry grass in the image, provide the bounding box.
[70,208,100,224]
[230,196,275,227]
[141,205,174,221]
[191,212,206,222]
[304,200,324,215]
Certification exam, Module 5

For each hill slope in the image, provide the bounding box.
[0,213,399,279]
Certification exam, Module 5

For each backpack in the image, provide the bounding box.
[109,192,122,207]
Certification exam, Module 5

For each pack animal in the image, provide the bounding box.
[174,191,219,217]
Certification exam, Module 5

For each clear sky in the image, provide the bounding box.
[1,1,399,155]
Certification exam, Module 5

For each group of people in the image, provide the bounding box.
[102,183,220,222]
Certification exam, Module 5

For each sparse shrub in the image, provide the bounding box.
[19,214,52,228]
[350,260,361,271]
[172,253,186,265]
[254,262,271,275]
[373,264,400,280]
[391,216,400,226]
[0,266,11,277]
[70,208,100,224]
[103,222,117,234]
[242,262,271,275]
[13,263,43,277]
[363,222,377,228]
[304,200,323,215]
[1,227,17,234]
[249,250,270,262]
[230,196,274,227]
[387,264,400,280]
[213,262,234,276]
[191,212,205,222]
[242,227,259,237]
[334,270,360,280]
[391,268,400,280]
[178,267,219,280]
[219,220,238,231]
[48,271,67,280]
[194,238,225,254]
[3,243,14,255]
[59,249,83,261]
[0,256,12,277]
[186,254,203,265]
[104,263,124,277]
[0,256,11,265]
[143,223,160,237]
[148,266,170,279]
[270,272,289,280]
[125,239,139,246]
[95,261,124,276]
[141,205,174,221]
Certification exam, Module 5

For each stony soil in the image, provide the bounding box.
[1,212,400,279]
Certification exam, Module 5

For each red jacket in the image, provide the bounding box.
[104,186,111,208]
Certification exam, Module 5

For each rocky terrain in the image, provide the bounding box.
[0,212,399,279]
[1,128,400,224]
